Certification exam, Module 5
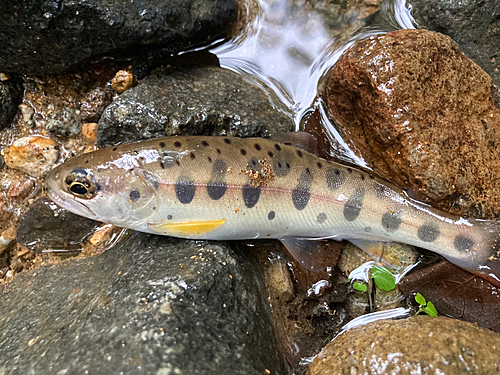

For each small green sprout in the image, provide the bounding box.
[352,280,367,292]
[415,292,438,316]
[371,265,396,291]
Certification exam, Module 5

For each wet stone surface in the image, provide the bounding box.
[409,0,500,87]
[0,234,286,374]
[307,315,500,374]
[16,197,100,253]
[324,29,500,218]
[0,0,238,76]
[0,78,22,130]
[97,66,294,147]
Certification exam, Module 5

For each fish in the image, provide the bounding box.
[45,134,500,286]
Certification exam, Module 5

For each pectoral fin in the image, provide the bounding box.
[148,219,227,236]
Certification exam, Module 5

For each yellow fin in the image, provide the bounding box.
[148,219,227,236]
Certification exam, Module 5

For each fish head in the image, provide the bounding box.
[46,151,160,228]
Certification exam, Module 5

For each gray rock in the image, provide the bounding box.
[0,79,22,130]
[46,107,82,137]
[0,234,286,374]
[97,66,294,147]
[16,197,100,252]
[0,0,237,76]
[409,0,500,86]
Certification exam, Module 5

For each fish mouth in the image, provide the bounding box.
[45,170,98,221]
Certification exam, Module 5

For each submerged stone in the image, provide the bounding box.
[307,315,500,374]
[324,29,500,218]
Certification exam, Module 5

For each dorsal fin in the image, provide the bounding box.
[270,132,320,156]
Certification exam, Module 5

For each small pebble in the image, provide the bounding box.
[46,107,81,137]
[19,103,35,124]
[7,179,35,198]
[111,70,137,94]
[1,136,59,177]
[81,122,98,142]
[0,73,10,81]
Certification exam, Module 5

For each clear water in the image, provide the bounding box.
[212,0,416,157]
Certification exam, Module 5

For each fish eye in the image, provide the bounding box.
[64,169,97,199]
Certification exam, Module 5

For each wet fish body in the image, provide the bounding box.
[46,136,500,285]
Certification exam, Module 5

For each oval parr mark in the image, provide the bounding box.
[382,209,403,232]
[207,159,227,200]
[175,179,196,204]
[343,187,365,222]
[242,184,261,208]
[326,167,345,190]
[417,223,440,242]
[268,211,275,220]
[454,236,474,252]
[292,169,314,210]
[317,213,327,224]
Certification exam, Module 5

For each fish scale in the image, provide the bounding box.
[46,135,500,286]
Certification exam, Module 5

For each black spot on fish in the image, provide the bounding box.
[375,184,391,199]
[208,156,212,163]
[176,160,180,166]
[286,163,290,169]
[159,142,166,148]
[175,179,196,204]
[365,226,372,232]
[326,167,345,189]
[129,189,141,202]
[297,150,303,158]
[224,138,231,144]
[346,168,352,174]
[292,169,314,210]
[344,187,365,221]
[240,149,247,156]
[217,148,221,154]
[174,141,182,148]
[369,175,375,179]
[242,184,261,208]
[317,213,327,223]
[284,142,292,146]
[112,147,117,151]
[254,143,261,151]
[417,223,440,242]
[382,209,402,232]
[454,236,474,252]
[249,157,259,168]
[268,151,274,158]
[202,141,209,147]
[275,144,281,151]
[360,174,365,180]
[167,215,173,220]
[317,162,322,169]
[268,211,275,220]
[207,159,227,200]
[190,152,196,159]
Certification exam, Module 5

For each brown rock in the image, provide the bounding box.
[307,315,500,374]
[111,70,137,94]
[80,87,113,123]
[7,179,35,199]
[81,122,98,142]
[324,29,500,218]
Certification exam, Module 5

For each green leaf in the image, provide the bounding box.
[424,301,438,317]
[371,265,396,291]
[353,281,367,292]
[415,292,426,306]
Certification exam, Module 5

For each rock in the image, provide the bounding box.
[324,29,500,218]
[111,70,137,94]
[16,197,100,253]
[19,103,35,126]
[0,78,22,130]
[0,0,237,76]
[307,315,500,374]
[80,87,114,123]
[7,179,35,199]
[2,136,59,177]
[0,234,286,374]
[46,107,82,137]
[97,66,294,147]
[409,0,500,87]
[81,123,99,142]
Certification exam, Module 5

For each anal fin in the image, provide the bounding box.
[148,219,226,236]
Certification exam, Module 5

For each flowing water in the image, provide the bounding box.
[212,0,416,164]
